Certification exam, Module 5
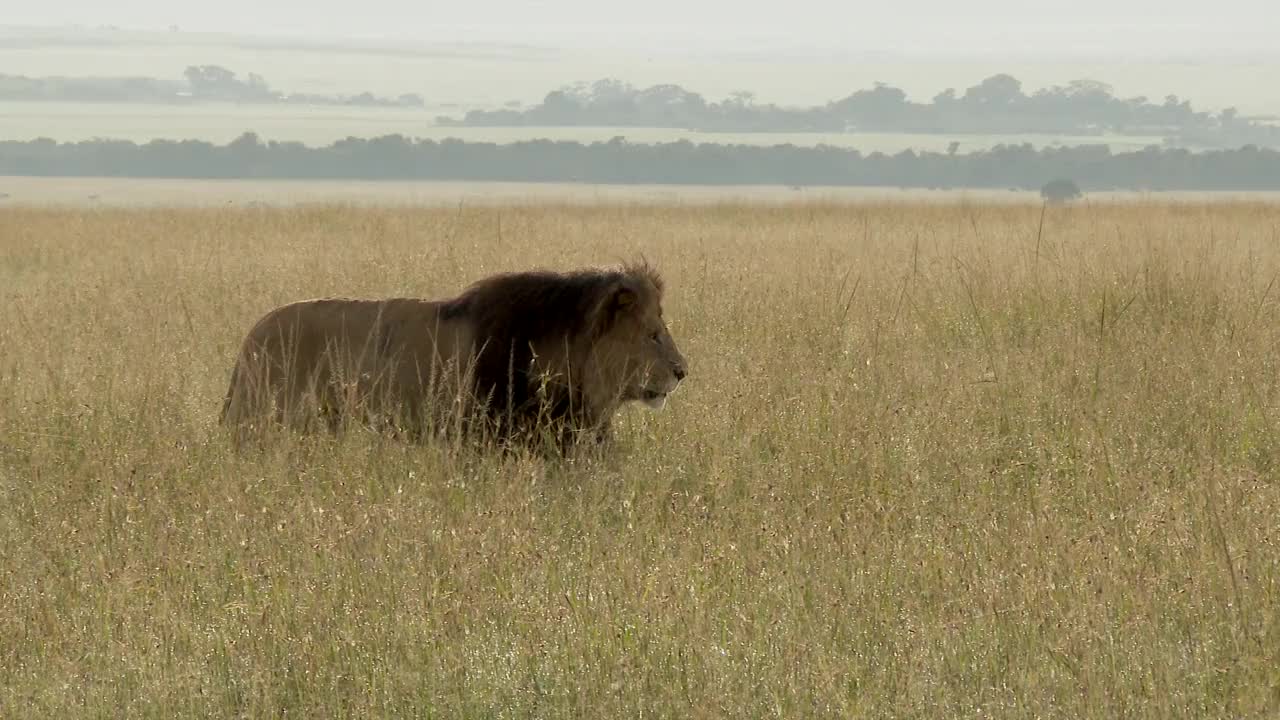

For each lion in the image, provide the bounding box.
[219,261,687,454]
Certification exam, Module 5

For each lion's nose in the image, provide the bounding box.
[673,364,687,381]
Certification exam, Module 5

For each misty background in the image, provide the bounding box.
[5,0,1280,114]
[2,0,1278,192]
[7,0,1276,57]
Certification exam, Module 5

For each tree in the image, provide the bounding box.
[933,88,958,105]
[963,74,1024,107]
[1065,78,1114,99]
[184,65,239,97]
[1041,178,1082,204]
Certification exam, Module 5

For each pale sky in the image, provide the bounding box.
[6,0,1277,57]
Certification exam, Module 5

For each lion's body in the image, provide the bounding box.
[220,263,687,453]
[220,297,476,441]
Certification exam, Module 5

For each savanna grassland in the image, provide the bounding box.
[1,200,1278,718]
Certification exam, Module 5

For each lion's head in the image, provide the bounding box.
[430,260,687,450]
[581,261,687,412]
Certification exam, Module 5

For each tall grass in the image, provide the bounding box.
[2,201,1278,717]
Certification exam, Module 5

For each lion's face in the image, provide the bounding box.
[589,281,688,411]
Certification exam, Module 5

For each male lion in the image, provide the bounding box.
[219,261,687,453]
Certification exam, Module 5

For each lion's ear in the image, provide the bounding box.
[614,287,637,308]
[593,283,638,336]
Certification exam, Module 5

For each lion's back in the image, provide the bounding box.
[237,296,440,357]
[223,297,463,424]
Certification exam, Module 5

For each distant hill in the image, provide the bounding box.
[0,65,424,108]
[438,76,1280,150]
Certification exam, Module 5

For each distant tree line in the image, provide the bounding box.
[3,133,1279,191]
[0,65,425,108]
[440,76,1280,149]
[0,72,183,103]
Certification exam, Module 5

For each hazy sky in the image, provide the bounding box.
[6,0,1277,57]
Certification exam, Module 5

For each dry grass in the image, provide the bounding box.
[1,200,1278,718]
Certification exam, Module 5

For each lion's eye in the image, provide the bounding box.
[649,331,661,343]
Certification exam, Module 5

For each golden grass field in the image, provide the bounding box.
[2,200,1278,717]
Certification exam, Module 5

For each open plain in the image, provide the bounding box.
[1,200,1278,717]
